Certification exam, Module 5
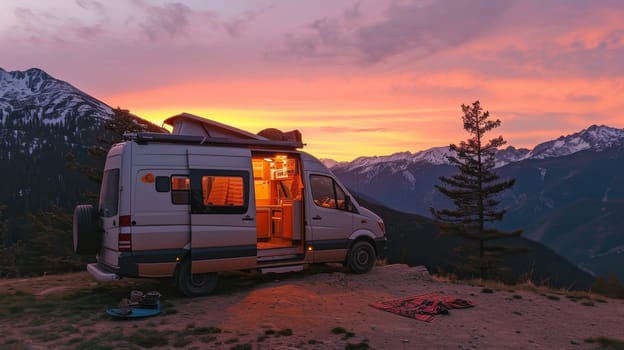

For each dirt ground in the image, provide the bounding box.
[1,264,623,350]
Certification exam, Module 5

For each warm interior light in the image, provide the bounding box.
[264,158,273,162]
[307,245,313,251]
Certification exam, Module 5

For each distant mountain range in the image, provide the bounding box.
[329,125,624,280]
[328,124,624,171]
[0,67,611,285]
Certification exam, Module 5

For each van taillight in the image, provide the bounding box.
[119,215,132,227]
[118,233,132,251]
[118,215,132,251]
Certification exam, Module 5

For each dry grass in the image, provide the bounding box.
[432,274,613,303]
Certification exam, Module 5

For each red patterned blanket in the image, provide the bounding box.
[369,292,475,322]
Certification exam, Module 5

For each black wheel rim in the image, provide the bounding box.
[190,274,208,287]
[356,248,370,267]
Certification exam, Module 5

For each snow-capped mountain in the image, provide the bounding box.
[331,124,624,175]
[526,124,624,159]
[0,67,112,126]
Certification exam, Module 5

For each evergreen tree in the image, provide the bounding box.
[16,205,89,276]
[66,107,154,188]
[431,100,522,280]
[0,205,18,277]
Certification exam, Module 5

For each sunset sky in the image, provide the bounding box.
[2,0,624,161]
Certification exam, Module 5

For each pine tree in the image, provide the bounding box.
[431,100,522,280]
[0,204,18,277]
[66,107,155,188]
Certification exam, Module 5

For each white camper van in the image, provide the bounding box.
[74,113,386,296]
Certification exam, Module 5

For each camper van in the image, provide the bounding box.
[73,113,386,296]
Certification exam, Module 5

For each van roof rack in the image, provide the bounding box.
[126,132,305,150]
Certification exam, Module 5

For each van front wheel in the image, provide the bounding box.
[176,259,219,297]
[347,241,376,274]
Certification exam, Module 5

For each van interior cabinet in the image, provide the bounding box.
[256,208,271,239]
[281,200,302,240]
[256,206,283,238]
[271,208,282,236]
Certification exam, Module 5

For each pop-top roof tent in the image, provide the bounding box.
[131,113,304,150]
[164,113,267,140]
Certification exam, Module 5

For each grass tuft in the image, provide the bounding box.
[230,344,252,350]
[173,335,192,348]
[345,339,370,350]
[332,327,347,334]
[126,329,169,348]
[277,328,293,336]
[192,326,222,335]
[199,336,217,343]
[224,338,239,344]
[585,336,624,350]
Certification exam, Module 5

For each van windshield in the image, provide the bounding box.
[99,169,120,217]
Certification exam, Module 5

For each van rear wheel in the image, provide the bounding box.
[347,241,376,274]
[176,259,219,297]
[73,204,101,254]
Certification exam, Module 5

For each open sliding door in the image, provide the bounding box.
[187,149,257,273]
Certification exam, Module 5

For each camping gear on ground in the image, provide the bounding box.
[106,290,162,319]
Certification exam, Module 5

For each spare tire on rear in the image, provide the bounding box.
[73,204,102,254]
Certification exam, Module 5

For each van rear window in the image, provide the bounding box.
[99,169,120,217]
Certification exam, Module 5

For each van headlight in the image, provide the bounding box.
[378,220,385,235]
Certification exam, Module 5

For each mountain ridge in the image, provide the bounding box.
[328,124,624,173]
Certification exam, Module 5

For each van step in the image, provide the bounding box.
[257,247,298,258]
[261,265,304,274]
[257,254,300,262]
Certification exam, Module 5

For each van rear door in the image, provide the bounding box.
[187,150,257,272]
[99,161,122,268]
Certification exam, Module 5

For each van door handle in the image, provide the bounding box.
[242,216,254,221]
[312,215,322,220]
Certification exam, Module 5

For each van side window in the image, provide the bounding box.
[201,176,245,206]
[310,175,348,211]
[99,169,119,217]
[171,176,190,204]
[190,170,249,214]
[155,176,170,192]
